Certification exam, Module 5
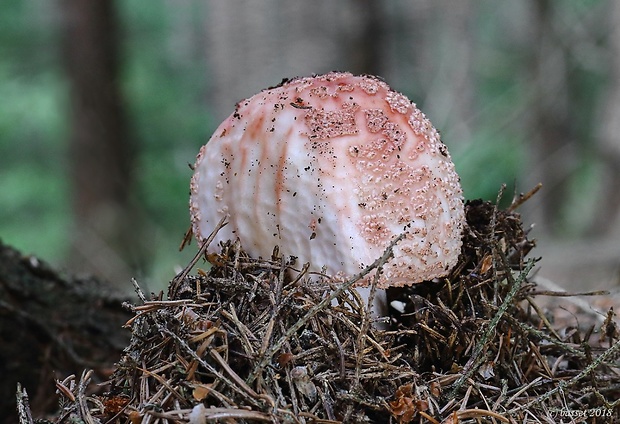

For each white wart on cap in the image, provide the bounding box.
[190,72,465,288]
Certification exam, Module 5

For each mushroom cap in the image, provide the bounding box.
[190,72,464,288]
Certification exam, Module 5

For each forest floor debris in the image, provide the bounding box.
[21,188,620,423]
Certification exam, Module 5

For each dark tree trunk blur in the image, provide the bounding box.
[61,0,139,285]
[595,0,620,236]
[349,0,385,76]
[421,0,477,140]
[525,0,573,235]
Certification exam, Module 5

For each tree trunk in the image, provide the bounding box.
[61,0,139,285]
[595,0,620,236]
[524,0,573,235]
[421,0,477,139]
[348,0,385,77]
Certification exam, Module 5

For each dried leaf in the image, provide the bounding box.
[102,395,130,416]
[192,384,212,401]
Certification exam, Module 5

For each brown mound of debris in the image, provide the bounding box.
[0,241,132,424]
[22,193,620,423]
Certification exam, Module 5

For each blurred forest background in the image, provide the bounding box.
[1,0,619,293]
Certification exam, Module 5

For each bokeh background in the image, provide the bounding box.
[1,0,619,294]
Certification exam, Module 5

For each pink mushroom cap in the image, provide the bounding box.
[190,72,465,288]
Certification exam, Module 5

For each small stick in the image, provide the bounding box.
[178,225,194,251]
[354,268,381,390]
[77,370,96,424]
[508,183,542,212]
[528,289,609,297]
[169,216,227,298]
[330,330,346,381]
[16,384,34,424]
[525,296,562,340]
[132,278,147,303]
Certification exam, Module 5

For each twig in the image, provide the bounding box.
[77,370,97,424]
[352,269,381,408]
[508,183,542,212]
[525,296,562,340]
[151,405,273,421]
[169,216,227,297]
[132,277,147,303]
[505,376,545,406]
[331,330,346,381]
[455,408,510,423]
[16,383,34,424]
[528,289,609,297]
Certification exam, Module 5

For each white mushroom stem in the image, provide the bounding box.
[190,72,465,323]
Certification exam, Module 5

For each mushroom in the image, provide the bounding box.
[190,72,465,323]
